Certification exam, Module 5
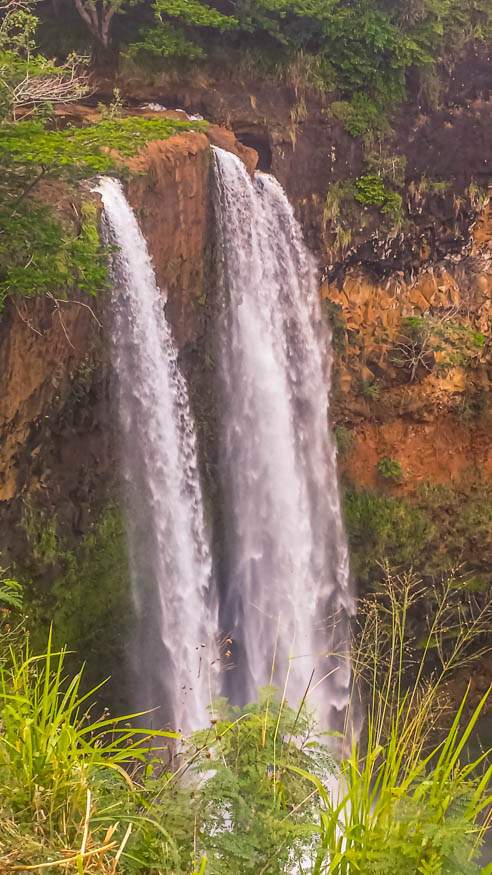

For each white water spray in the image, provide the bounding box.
[213,148,352,725]
[97,177,217,733]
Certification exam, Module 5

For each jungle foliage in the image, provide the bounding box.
[57,0,492,136]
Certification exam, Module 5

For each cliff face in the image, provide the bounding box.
[327,201,492,492]
[0,63,490,622]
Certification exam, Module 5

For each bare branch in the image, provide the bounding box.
[13,299,44,336]
[51,295,103,329]
[47,293,76,350]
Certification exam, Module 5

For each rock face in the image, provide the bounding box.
[326,198,492,493]
[126,132,212,349]
[0,295,107,510]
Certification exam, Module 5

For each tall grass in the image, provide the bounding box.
[289,570,492,873]
[0,626,176,871]
[1,570,491,872]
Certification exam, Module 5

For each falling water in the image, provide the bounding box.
[96,177,217,733]
[213,148,352,726]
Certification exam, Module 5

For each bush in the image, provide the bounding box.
[355,173,404,224]
[377,456,404,482]
[0,199,108,308]
[331,93,389,138]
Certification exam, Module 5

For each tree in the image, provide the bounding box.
[71,0,130,48]
[0,0,88,120]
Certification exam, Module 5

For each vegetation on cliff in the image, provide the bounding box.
[0,0,207,309]
[47,0,491,148]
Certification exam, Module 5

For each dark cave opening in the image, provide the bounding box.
[234,128,272,172]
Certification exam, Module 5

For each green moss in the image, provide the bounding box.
[25,505,132,710]
[20,500,61,567]
[343,488,432,587]
[344,484,492,589]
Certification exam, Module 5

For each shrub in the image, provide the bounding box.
[0,199,108,308]
[359,378,381,400]
[355,173,404,224]
[335,424,354,457]
[331,93,389,138]
[377,456,404,482]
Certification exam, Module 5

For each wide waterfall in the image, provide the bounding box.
[96,177,217,733]
[213,148,352,725]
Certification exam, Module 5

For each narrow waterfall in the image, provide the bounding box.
[213,148,352,725]
[96,177,217,733]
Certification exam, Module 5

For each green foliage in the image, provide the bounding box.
[0,116,208,186]
[20,500,60,566]
[377,455,404,482]
[24,505,133,708]
[154,0,237,29]
[343,483,492,588]
[0,198,108,307]
[359,377,381,400]
[0,630,170,817]
[392,314,488,380]
[0,105,204,308]
[189,693,333,873]
[331,93,388,137]
[125,20,205,64]
[0,574,23,666]
[335,424,354,457]
[0,629,176,869]
[119,0,492,130]
[124,0,237,67]
[296,572,492,874]
[324,298,347,352]
[343,487,433,586]
[364,137,407,185]
[0,0,88,121]
[2,576,492,872]
[415,484,492,581]
[0,577,23,613]
[355,173,404,223]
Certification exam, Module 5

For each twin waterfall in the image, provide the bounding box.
[97,149,351,734]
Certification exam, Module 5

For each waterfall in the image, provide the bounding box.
[213,148,352,725]
[96,177,217,733]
